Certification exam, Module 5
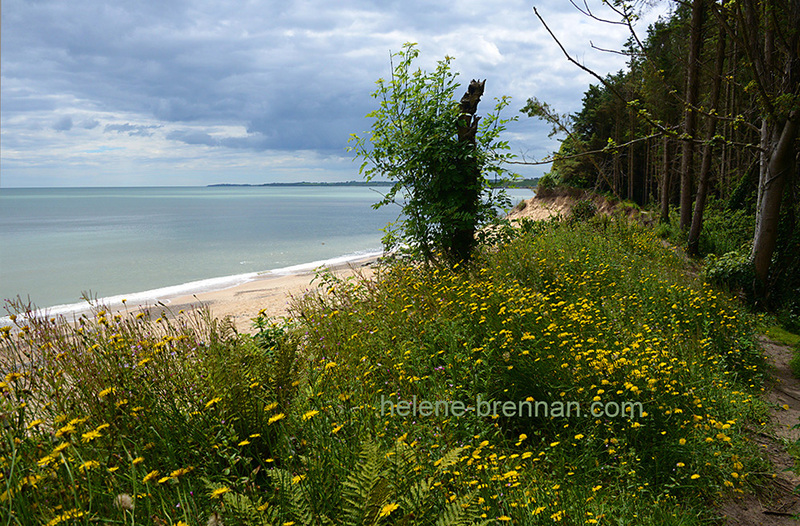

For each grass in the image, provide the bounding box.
[765,326,800,380]
[765,326,800,347]
[763,326,800,380]
[1,217,773,525]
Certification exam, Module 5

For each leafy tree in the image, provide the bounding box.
[349,43,517,265]
[527,1,799,306]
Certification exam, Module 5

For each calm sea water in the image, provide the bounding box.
[0,186,533,317]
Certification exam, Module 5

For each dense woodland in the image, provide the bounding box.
[524,0,799,320]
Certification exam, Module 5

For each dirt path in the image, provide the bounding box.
[722,337,800,524]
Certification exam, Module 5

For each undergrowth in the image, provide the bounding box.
[1,218,771,525]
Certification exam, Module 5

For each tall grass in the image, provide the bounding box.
[1,218,771,525]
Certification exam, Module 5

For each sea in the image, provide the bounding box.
[0,185,534,322]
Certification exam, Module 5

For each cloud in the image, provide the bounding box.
[104,123,161,136]
[0,0,669,186]
[166,129,219,147]
[53,115,73,131]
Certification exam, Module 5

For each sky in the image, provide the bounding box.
[0,0,670,187]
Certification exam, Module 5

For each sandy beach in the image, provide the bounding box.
[162,255,378,332]
[0,255,380,334]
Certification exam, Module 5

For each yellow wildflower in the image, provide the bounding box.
[81,430,102,443]
[205,397,222,409]
[379,503,399,518]
[170,466,194,477]
[210,486,230,498]
[78,460,100,473]
[45,509,86,526]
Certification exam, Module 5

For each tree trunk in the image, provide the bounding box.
[628,110,635,202]
[751,113,798,299]
[679,0,705,230]
[660,135,672,224]
[688,27,726,256]
[451,79,485,264]
[753,7,775,259]
[613,118,621,197]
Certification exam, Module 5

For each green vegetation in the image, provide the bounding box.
[349,43,517,264]
[765,327,800,348]
[525,2,799,308]
[4,4,798,523]
[764,326,800,380]
[2,217,773,524]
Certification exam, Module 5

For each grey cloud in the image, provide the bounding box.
[5,0,467,132]
[53,116,73,131]
[104,123,160,136]
[166,130,219,146]
[1,0,666,185]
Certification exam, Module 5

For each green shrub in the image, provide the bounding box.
[654,221,674,239]
[349,42,516,265]
[778,300,800,334]
[536,171,559,191]
[569,198,597,223]
[704,251,755,297]
[699,200,755,256]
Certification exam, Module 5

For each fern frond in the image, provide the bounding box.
[433,446,466,475]
[396,477,432,521]
[221,491,276,526]
[434,491,481,526]
[387,439,418,479]
[342,439,392,525]
[269,468,321,525]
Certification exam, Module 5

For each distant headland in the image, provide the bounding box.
[208,181,394,187]
[208,178,539,188]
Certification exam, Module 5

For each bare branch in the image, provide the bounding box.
[602,0,648,52]
[589,41,636,56]
[533,6,667,135]
[504,124,764,167]
[568,0,628,25]
[505,132,663,166]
